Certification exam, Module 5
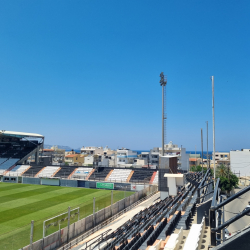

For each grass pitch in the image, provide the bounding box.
[0,182,134,250]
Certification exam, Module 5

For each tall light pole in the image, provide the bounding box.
[201,128,203,177]
[206,121,208,168]
[211,76,216,186]
[160,72,167,156]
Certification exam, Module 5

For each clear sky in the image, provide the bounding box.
[0,0,249,151]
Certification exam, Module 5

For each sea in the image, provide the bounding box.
[68,149,228,160]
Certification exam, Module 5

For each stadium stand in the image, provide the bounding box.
[88,167,113,181]
[22,165,45,177]
[107,169,132,182]
[53,166,76,178]
[71,167,93,179]
[36,166,61,178]
[0,159,19,174]
[130,169,155,183]
[0,131,44,175]
[88,171,204,250]
[5,165,31,176]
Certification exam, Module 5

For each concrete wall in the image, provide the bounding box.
[60,179,78,187]
[230,150,250,177]
[2,176,17,183]
[22,177,40,185]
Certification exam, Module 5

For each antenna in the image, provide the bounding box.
[159,72,167,156]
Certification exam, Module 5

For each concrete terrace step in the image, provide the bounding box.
[86,168,95,180]
[126,170,134,182]
[149,171,157,184]
[21,165,31,176]
[105,169,113,181]
[35,167,46,177]
[3,164,16,175]
[68,168,77,179]
[51,167,61,177]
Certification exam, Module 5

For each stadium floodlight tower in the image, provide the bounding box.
[160,72,167,156]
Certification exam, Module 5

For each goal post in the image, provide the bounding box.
[43,207,80,238]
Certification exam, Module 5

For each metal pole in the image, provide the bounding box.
[111,191,113,216]
[43,221,45,238]
[30,220,34,250]
[212,76,216,187]
[67,207,70,243]
[206,121,208,168]
[93,197,96,227]
[162,84,165,156]
[201,128,203,177]
[195,145,197,167]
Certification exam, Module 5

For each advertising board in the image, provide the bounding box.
[96,182,114,189]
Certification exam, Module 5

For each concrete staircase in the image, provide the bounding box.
[35,167,46,177]
[51,167,61,177]
[126,170,134,182]
[21,166,31,176]
[105,169,114,181]
[3,164,16,175]
[149,171,157,184]
[86,168,95,180]
[67,168,77,179]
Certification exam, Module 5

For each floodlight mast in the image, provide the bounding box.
[160,72,167,156]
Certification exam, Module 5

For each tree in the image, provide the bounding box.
[190,165,207,173]
[216,165,239,193]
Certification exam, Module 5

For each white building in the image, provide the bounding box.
[212,152,230,166]
[230,149,250,177]
[116,148,138,168]
[80,146,104,155]
[139,142,189,171]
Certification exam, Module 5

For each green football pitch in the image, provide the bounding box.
[0,182,134,250]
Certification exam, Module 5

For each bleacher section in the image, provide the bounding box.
[6,165,31,176]
[0,135,42,175]
[22,165,45,177]
[130,169,155,183]
[89,172,204,250]
[71,167,93,179]
[53,166,76,179]
[88,167,113,181]
[36,166,61,178]
[107,169,132,182]
[0,159,19,174]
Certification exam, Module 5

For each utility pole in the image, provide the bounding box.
[201,128,203,177]
[211,76,216,186]
[195,145,197,167]
[160,72,167,156]
[206,121,208,168]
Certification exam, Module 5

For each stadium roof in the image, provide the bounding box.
[0,130,44,138]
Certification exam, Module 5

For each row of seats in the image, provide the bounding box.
[130,169,155,183]
[107,169,132,182]
[71,167,93,179]
[22,165,45,177]
[37,166,61,178]
[91,173,203,250]
[88,168,111,181]
[6,165,30,176]
[0,159,19,174]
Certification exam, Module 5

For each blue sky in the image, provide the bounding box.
[0,0,249,151]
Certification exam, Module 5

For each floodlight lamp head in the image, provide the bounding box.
[159,72,167,86]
